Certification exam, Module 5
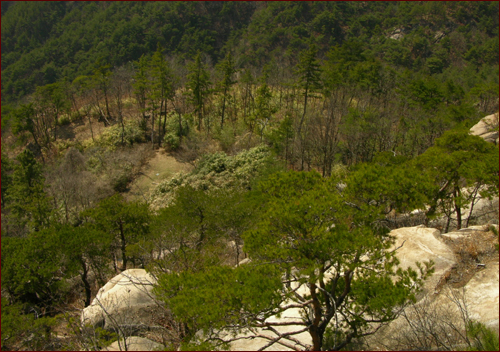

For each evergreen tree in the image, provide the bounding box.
[186,51,212,132]
[414,129,499,231]
[216,51,237,129]
[149,45,175,147]
[154,171,432,351]
[296,43,322,135]
[81,194,150,273]
[5,150,52,236]
[132,54,151,123]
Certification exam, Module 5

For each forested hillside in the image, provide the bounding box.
[1,1,499,351]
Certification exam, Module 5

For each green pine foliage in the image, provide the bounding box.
[1,2,498,350]
[149,145,279,208]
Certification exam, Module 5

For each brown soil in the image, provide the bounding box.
[437,228,499,290]
[124,148,193,202]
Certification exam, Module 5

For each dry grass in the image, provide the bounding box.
[124,149,193,202]
[438,228,499,290]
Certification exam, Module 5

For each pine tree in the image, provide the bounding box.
[296,43,322,135]
[216,51,237,129]
[6,150,52,235]
[186,51,212,132]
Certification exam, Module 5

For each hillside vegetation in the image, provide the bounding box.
[1,1,499,351]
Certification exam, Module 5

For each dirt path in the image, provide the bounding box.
[125,149,193,203]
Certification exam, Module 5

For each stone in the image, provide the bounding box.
[227,309,312,351]
[81,269,158,332]
[237,258,252,266]
[388,226,457,295]
[102,336,164,351]
[463,263,499,330]
[389,32,404,40]
[470,113,499,143]
[366,224,499,350]
[481,131,499,143]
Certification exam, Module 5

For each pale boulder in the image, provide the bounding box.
[81,269,158,332]
[470,113,499,144]
[463,263,499,330]
[441,224,498,240]
[389,226,457,295]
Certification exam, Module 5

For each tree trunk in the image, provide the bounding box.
[465,186,480,228]
[454,186,462,230]
[151,111,155,149]
[298,87,309,135]
[80,257,92,307]
[88,115,94,141]
[221,90,227,129]
[119,221,127,271]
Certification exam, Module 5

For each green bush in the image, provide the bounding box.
[163,132,180,150]
[163,112,190,151]
[96,121,145,148]
[465,321,499,351]
[112,173,131,193]
[149,145,276,208]
[1,298,59,351]
[57,114,71,126]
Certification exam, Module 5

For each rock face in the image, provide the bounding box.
[102,336,164,351]
[441,224,498,240]
[227,306,312,351]
[470,112,499,144]
[389,226,457,295]
[367,225,499,350]
[388,28,404,40]
[81,269,158,332]
[463,263,499,330]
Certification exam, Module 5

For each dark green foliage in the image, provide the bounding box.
[414,129,499,230]
[296,43,322,134]
[155,171,433,351]
[1,1,256,103]
[81,194,150,272]
[216,51,238,129]
[1,152,14,207]
[4,150,53,236]
[3,1,497,107]
[1,297,59,351]
[56,224,112,306]
[347,154,432,216]
[1,231,67,307]
[465,321,500,351]
[186,51,212,131]
[154,263,283,331]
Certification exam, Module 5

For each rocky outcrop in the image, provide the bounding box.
[389,226,457,295]
[388,28,405,40]
[102,336,164,351]
[462,263,499,330]
[227,226,459,350]
[441,224,498,240]
[470,112,499,144]
[367,225,499,350]
[86,227,497,351]
[81,269,158,332]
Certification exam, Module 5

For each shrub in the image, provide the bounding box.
[149,145,276,209]
[163,112,190,151]
[57,114,71,126]
[466,321,499,351]
[96,120,145,148]
[112,173,131,193]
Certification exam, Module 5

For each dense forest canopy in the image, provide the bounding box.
[1,1,499,351]
[1,1,498,104]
